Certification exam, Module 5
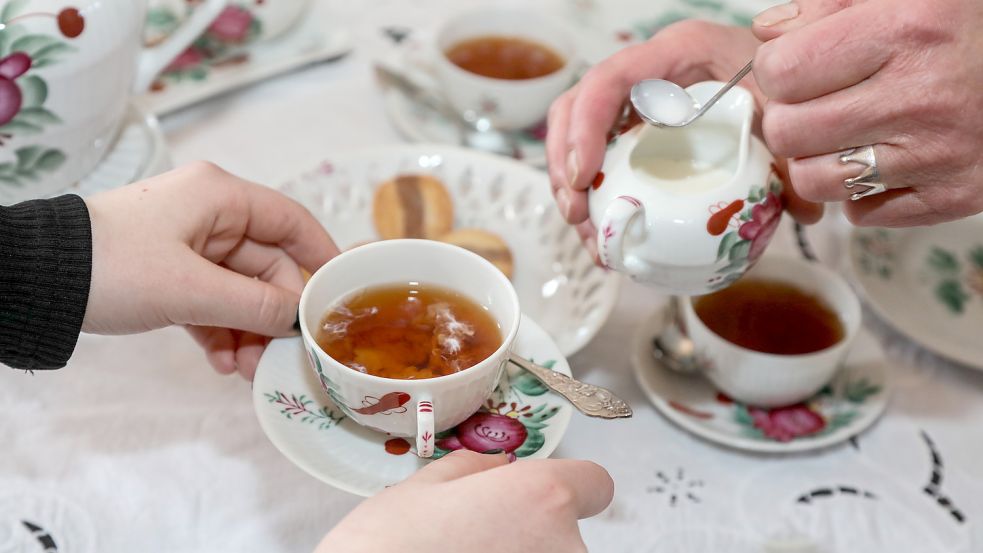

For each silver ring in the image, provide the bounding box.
[840,145,887,201]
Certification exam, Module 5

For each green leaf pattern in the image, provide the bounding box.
[924,245,983,315]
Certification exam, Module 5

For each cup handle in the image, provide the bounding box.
[133,0,229,93]
[596,195,643,275]
[416,397,435,458]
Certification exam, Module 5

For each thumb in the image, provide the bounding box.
[171,255,301,336]
[407,450,509,485]
[751,0,862,42]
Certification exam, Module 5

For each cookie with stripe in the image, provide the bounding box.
[439,228,514,279]
[372,174,454,239]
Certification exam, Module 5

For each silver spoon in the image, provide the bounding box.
[630,59,753,128]
[374,64,521,158]
[509,354,632,419]
[651,297,708,375]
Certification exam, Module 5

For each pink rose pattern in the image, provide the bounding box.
[748,404,826,442]
[737,192,782,262]
[208,5,254,43]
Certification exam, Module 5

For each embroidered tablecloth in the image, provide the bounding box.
[2,1,981,551]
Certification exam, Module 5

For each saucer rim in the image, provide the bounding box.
[252,313,574,497]
[631,302,891,454]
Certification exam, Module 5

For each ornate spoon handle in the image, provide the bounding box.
[509,355,633,419]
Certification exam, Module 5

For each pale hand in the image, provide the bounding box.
[83,162,339,379]
[316,450,614,553]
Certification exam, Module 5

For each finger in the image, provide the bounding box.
[204,169,340,272]
[761,82,894,159]
[753,2,890,103]
[408,449,509,485]
[574,220,600,265]
[172,255,301,336]
[752,0,864,42]
[772,157,824,223]
[485,459,614,519]
[547,89,582,223]
[844,186,983,228]
[234,331,270,381]
[187,326,238,375]
[222,238,306,293]
[787,144,914,202]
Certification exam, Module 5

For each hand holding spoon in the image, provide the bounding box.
[630,59,754,128]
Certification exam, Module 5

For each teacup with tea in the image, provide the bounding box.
[679,256,862,408]
[299,239,521,458]
[406,7,579,131]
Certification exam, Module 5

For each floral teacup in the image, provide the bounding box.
[0,0,226,203]
[588,81,783,295]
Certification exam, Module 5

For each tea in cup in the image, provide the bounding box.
[299,239,521,458]
[424,7,578,131]
[0,0,227,203]
[589,81,783,295]
[679,256,862,408]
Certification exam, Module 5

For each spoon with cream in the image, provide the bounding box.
[630,59,754,128]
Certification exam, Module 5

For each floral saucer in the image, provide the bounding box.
[136,0,351,116]
[630,306,890,453]
[252,315,574,497]
[847,217,983,370]
[277,144,620,356]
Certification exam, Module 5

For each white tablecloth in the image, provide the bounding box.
[3,1,982,552]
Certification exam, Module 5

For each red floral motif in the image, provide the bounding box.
[749,404,826,442]
[602,223,615,240]
[525,119,548,141]
[208,6,255,43]
[436,412,527,460]
[164,47,205,73]
[738,193,782,261]
[0,52,31,126]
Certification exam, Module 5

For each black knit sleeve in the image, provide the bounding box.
[0,194,92,371]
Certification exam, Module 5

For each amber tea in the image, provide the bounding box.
[316,283,502,380]
[445,35,566,80]
[693,278,844,355]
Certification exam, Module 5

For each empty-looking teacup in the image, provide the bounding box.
[680,255,862,408]
[299,239,521,458]
[589,81,783,295]
[0,0,227,203]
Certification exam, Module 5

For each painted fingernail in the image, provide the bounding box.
[752,1,799,27]
[566,149,580,187]
[483,448,504,455]
[556,186,572,218]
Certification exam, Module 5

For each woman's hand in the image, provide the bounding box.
[83,162,339,379]
[317,450,614,553]
[751,0,983,226]
[546,20,821,259]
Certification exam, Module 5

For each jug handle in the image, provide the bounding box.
[597,195,642,274]
[133,0,229,94]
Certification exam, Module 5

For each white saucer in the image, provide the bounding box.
[253,314,574,497]
[277,144,620,357]
[631,307,890,454]
[846,217,983,370]
[381,86,548,167]
[60,104,171,198]
[136,1,352,116]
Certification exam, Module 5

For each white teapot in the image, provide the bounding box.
[589,81,784,295]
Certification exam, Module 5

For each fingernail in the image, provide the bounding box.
[556,187,571,218]
[753,2,799,27]
[483,448,504,455]
[566,149,580,187]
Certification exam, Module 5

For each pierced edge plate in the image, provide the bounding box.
[252,314,574,497]
[276,143,620,357]
[845,220,983,371]
[630,304,891,454]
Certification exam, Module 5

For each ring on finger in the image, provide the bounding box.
[839,145,888,201]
